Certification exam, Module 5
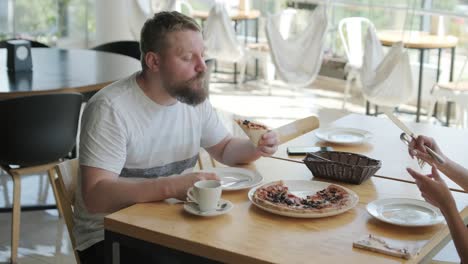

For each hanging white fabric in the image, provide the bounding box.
[152,0,177,12]
[203,2,245,63]
[360,27,414,107]
[128,0,153,40]
[129,0,193,40]
[265,5,328,86]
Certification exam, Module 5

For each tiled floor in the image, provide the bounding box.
[0,76,460,263]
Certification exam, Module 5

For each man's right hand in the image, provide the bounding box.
[168,172,219,200]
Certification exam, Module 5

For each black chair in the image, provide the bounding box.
[87,41,141,101]
[0,38,50,48]
[92,40,141,60]
[0,93,83,263]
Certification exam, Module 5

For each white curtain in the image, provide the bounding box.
[203,2,245,63]
[128,0,194,40]
[265,6,328,87]
[96,0,134,45]
[153,0,193,14]
[360,27,414,107]
[128,0,153,40]
[153,0,177,11]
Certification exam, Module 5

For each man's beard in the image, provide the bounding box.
[164,72,208,106]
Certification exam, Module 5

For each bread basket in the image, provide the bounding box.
[303,151,381,184]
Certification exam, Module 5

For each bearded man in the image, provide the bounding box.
[75,11,279,264]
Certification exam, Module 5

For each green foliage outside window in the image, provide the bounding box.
[1,0,94,46]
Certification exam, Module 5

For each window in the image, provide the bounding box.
[0,0,94,47]
[1,0,466,79]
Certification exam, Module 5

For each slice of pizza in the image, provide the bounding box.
[236,119,269,130]
[235,119,270,146]
[303,184,351,212]
[252,181,352,214]
[252,181,304,211]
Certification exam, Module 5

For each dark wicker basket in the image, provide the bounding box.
[303,151,382,184]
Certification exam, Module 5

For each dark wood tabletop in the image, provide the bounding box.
[0,48,141,99]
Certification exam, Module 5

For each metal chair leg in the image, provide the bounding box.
[342,73,353,109]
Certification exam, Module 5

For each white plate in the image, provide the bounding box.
[315,127,372,145]
[183,199,233,217]
[201,167,263,191]
[248,180,359,218]
[366,198,444,227]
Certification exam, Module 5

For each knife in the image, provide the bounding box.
[384,110,445,164]
[221,178,249,187]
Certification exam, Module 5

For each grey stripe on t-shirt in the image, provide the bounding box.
[120,154,199,178]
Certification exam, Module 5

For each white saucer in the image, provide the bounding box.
[183,199,233,217]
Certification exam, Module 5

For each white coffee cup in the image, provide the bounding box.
[187,180,222,212]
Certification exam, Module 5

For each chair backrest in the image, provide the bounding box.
[0,93,83,167]
[455,54,468,87]
[92,41,141,60]
[278,8,297,39]
[338,17,374,68]
[0,38,49,48]
[55,158,80,264]
[203,2,244,63]
[265,5,328,86]
[177,0,193,15]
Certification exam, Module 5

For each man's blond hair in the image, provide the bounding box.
[140,11,201,69]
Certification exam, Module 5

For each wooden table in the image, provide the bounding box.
[105,158,468,263]
[0,48,141,99]
[193,9,261,22]
[273,113,468,192]
[378,30,458,123]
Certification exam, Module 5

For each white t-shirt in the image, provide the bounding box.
[74,72,228,251]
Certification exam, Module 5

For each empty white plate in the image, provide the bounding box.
[315,127,372,145]
[200,167,263,191]
[367,198,444,227]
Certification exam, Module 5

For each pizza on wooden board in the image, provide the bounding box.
[235,119,270,146]
[235,119,269,130]
[252,180,353,214]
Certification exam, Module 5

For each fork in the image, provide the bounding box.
[400,133,425,168]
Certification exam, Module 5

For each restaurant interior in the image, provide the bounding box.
[1,0,468,263]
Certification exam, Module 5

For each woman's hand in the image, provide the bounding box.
[408,135,445,165]
[406,166,456,214]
